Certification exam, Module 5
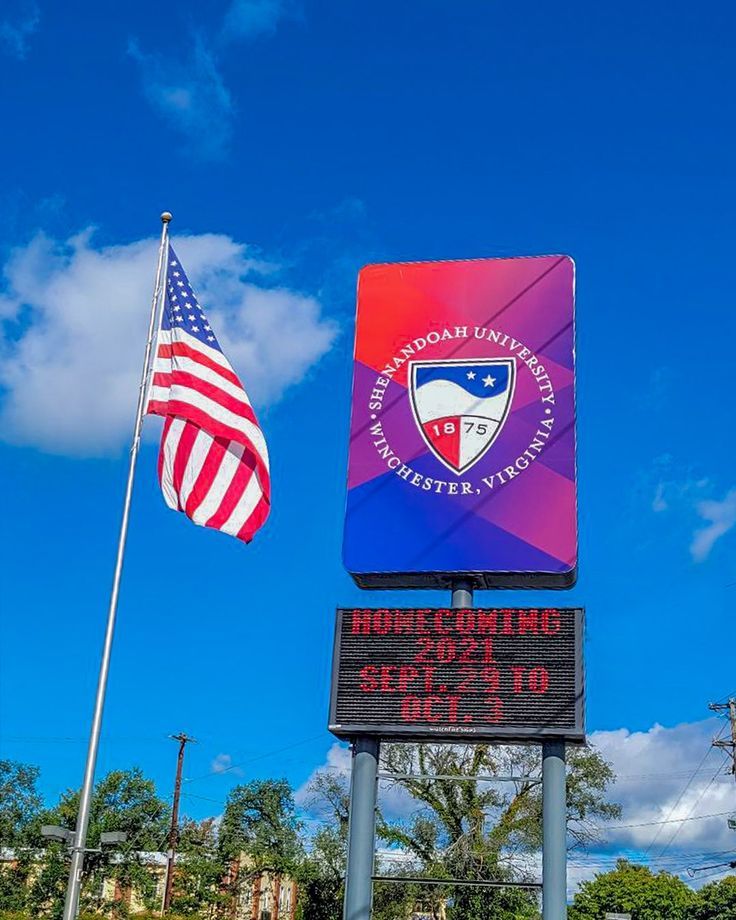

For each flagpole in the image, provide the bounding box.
[62,212,172,920]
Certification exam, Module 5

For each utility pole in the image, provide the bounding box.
[709,699,736,779]
[161,733,196,915]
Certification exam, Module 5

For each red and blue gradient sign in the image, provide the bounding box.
[343,256,577,589]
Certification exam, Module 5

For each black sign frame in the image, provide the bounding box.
[328,607,585,744]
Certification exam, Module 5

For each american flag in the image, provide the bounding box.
[146,246,270,542]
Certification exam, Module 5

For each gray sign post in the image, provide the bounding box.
[343,737,380,920]
[542,740,567,920]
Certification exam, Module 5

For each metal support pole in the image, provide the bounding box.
[62,214,171,920]
[451,577,474,608]
[542,740,567,920]
[343,737,380,920]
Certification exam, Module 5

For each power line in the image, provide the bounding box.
[642,723,726,858]
[586,807,733,834]
[655,755,731,859]
[184,734,324,784]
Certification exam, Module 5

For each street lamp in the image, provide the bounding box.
[41,826,75,844]
[40,826,127,850]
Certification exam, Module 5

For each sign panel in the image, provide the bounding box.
[329,608,584,743]
[342,256,577,588]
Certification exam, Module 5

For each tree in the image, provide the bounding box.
[0,760,43,915]
[295,771,351,920]
[569,859,696,920]
[377,741,620,920]
[26,768,170,918]
[690,875,736,919]
[220,779,302,871]
[169,817,229,917]
[219,778,303,913]
[0,760,42,847]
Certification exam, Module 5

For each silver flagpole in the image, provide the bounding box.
[62,212,172,920]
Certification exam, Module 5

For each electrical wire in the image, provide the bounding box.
[184,734,325,784]
[642,725,726,858]
[655,753,731,859]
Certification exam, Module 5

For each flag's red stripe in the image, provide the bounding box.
[149,399,270,492]
[184,436,226,519]
[151,370,258,426]
[156,342,242,388]
[171,422,199,511]
[238,493,271,542]
[204,447,257,531]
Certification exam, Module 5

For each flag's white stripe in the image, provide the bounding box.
[160,418,186,510]
[146,340,170,413]
[147,384,269,471]
[179,429,214,509]
[158,328,232,371]
[220,473,263,537]
[152,355,252,407]
[190,441,245,526]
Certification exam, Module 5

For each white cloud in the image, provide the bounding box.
[647,463,734,562]
[210,753,243,776]
[0,228,337,456]
[295,742,350,806]
[0,0,39,59]
[652,481,668,513]
[129,1,290,158]
[221,0,288,43]
[295,742,422,822]
[587,718,734,855]
[690,489,736,562]
[128,36,233,160]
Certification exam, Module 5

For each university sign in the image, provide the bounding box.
[336,254,581,920]
[343,255,577,589]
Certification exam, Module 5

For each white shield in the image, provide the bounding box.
[409,358,516,474]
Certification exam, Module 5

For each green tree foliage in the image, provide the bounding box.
[169,817,228,917]
[25,846,68,920]
[294,771,348,920]
[569,859,696,920]
[219,777,303,914]
[0,761,44,916]
[0,761,42,847]
[689,874,736,920]
[375,742,619,920]
[220,778,302,870]
[0,768,170,919]
[42,767,170,915]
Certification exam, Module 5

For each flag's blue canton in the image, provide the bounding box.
[416,362,510,397]
[162,246,223,353]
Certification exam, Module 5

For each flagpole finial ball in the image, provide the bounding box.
[161,211,173,224]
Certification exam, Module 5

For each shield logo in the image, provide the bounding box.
[409,358,516,474]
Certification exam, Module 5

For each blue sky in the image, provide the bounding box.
[1,0,735,876]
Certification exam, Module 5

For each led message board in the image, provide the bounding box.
[329,608,584,743]
[342,256,577,589]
